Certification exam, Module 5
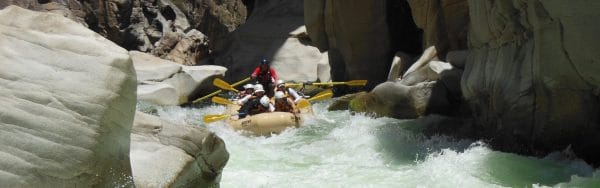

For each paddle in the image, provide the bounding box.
[211,96,236,105]
[203,113,241,124]
[285,80,368,87]
[192,77,251,104]
[296,89,333,109]
[213,78,239,92]
[310,80,368,87]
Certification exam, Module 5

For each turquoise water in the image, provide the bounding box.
[142,101,600,187]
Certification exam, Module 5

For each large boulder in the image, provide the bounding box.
[214,1,330,82]
[130,112,228,187]
[336,48,464,119]
[462,0,600,164]
[131,51,226,105]
[0,6,136,187]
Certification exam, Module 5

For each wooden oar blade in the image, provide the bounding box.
[346,80,368,86]
[203,114,230,123]
[308,89,333,101]
[211,96,234,105]
[213,78,238,92]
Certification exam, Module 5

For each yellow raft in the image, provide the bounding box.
[224,99,313,136]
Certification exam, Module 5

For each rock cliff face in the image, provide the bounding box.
[0,6,136,187]
[304,0,471,89]
[0,0,247,65]
[462,0,600,163]
[305,0,389,89]
[319,0,600,164]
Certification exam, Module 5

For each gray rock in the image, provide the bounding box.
[305,0,392,89]
[445,50,468,69]
[0,6,136,187]
[131,51,226,105]
[153,29,210,65]
[131,112,228,187]
[406,0,469,57]
[462,0,600,163]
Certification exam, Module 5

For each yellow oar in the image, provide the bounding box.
[311,80,368,87]
[192,77,251,104]
[297,89,333,109]
[211,96,236,105]
[203,114,234,123]
[284,83,304,87]
[213,78,238,92]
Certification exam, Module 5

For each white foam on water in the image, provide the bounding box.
[143,101,600,188]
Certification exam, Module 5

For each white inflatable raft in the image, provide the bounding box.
[224,99,313,136]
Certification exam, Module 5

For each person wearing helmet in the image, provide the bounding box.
[237,84,274,118]
[250,59,278,97]
[234,84,255,103]
[274,80,302,103]
[272,91,296,113]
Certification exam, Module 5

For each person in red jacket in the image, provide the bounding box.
[251,59,278,97]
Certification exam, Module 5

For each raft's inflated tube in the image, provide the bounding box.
[225,102,312,136]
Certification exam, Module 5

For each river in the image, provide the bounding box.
[139,101,600,187]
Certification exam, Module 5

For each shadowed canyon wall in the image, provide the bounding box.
[463,0,600,164]
[309,0,600,164]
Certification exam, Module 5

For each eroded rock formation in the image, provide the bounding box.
[0,0,247,65]
[0,6,136,187]
[462,0,600,164]
[323,0,600,165]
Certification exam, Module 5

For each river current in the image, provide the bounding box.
[139,101,600,187]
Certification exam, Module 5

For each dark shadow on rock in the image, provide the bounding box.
[186,74,226,106]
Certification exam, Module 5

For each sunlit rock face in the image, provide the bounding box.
[131,51,226,105]
[214,0,330,83]
[462,0,600,163]
[0,6,136,187]
[130,112,229,187]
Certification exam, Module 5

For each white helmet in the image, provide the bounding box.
[259,96,270,107]
[276,79,285,86]
[243,84,253,89]
[254,84,265,93]
[274,91,285,99]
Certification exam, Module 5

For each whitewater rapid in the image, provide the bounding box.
[139,101,600,187]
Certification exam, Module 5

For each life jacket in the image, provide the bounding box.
[257,68,273,83]
[273,98,293,113]
[249,102,269,115]
[277,88,297,100]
